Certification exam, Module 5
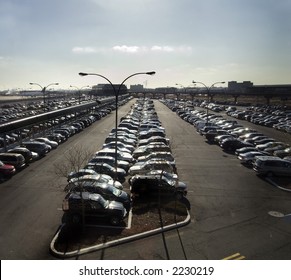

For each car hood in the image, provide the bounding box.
[129,165,142,173]
[107,200,126,211]
[118,160,130,166]
[0,164,15,170]
[177,181,188,190]
[119,191,131,201]
[116,167,126,174]
[113,181,123,189]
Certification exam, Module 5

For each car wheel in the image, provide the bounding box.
[110,216,121,226]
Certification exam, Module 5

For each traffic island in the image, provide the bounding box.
[50,198,191,259]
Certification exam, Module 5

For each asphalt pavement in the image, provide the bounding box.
[1,98,291,260]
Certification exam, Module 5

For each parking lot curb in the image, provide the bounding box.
[50,210,191,259]
[265,178,291,192]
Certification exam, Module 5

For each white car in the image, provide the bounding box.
[67,174,123,189]
[129,159,175,176]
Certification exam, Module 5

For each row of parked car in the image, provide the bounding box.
[225,105,291,134]
[0,103,119,181]
[163,99,291,177]
[0,96,94,125]
[62,98,188,227]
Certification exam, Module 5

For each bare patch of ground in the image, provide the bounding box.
[53,198,189,254]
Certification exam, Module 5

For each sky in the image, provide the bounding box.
[0,0,291,90]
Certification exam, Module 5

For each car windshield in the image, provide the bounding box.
[162,172,176,182]
[97,195,109,208]
[162,176,175,186]
[98,177,107,183]
[107,185,121,196]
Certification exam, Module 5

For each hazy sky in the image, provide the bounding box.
[0,0,291,90]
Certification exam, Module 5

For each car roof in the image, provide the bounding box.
[255,156,286,161]
[0,152,23,157]
[69,192,104,202]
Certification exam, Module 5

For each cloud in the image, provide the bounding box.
[112,45,142,53]
[72,45,193,54]
[72,46,99,53]
[112,45,192,53]
[151,46,174,52]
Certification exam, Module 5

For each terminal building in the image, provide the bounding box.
[228,81,254,93]
[91,84,127,97]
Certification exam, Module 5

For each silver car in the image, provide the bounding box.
[253,156,291,176]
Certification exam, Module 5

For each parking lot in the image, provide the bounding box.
[0,98,291,260]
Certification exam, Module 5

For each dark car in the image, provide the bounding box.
[129,173,187,200]
[21,141,50,157]
[62,192,127,226]
[88,156,130,172]
[264,144,289,155]
[67,181,131,212]
[274,147,291,158]
[47,133,66,143]
[235,146,258,156]
[7,147,33,164]
[205,129,229,143]
[253,156,291,177]
[0,153,26,169]
[85,162,126,182]
[53,129,70,140]
[220,139,253,152]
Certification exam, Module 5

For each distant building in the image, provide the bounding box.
[129,84,144,92]
[155,87,177,94]
[92,84,127,96]
[228,81,253,93]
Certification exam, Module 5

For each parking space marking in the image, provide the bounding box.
[223,252,245,260]
[126,210,133,229]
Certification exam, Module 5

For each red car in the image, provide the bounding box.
[0,160,16,179]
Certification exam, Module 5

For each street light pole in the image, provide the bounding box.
[176,83,195,102]
[29,82,59,111]
[192,81,225,124]
[175,83,186,101]
[79,71,156,181]
[70,85,90,104]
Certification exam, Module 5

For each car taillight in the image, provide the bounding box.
[62,200,69,211]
